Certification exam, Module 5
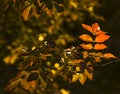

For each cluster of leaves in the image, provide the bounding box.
[5,23,117,94]
[21,0,64,21]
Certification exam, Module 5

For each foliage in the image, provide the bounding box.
[5,22,117,94]
[0,0,120,94]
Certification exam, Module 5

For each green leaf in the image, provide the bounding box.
[53,3,64,12]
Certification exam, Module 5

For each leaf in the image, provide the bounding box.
[95,35,110,42]
[22,5,32,21]
[79,73,86,85]
[79,34,93,42]
[92,23,100,33]
[84,69,93,80]
[53,3,64,12]
[82,24,93,33]
[80,43,92,50]
[94,44,107,50]
[71,73,80,83]
[95,30,106,35]
[103,53,117,59]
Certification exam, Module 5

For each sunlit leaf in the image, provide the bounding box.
[82,24,93,33]
[92,23,100,33]
[79,34,93,42]
[94,43,107,50]
[95,30,106,35]
[95,35,110,42]
[103,53,117,59]
[61,89,70,94]
[71,73,80,83]
[79,73,86,85]
[84,69,93,80]
[80,43,92,50]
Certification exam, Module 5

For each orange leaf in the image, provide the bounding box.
[22,5,32,21]
[95,30,106,35]
[82,24,93,33]
[95,35,110,42]
[92,23,100,33]
[94,44,107,50]
[103,53,117,58]
[79,34,93,42]
[80,44,93,50]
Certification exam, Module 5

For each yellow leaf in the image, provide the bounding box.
[79,34,93,42]
[79,73,86,85]
[80,43,93,50]
[84,69,93,80]
[22,5,32,21]
[61,89,70,94]
[71,73,80,83]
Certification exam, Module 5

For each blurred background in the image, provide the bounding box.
[0,0,120,94]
